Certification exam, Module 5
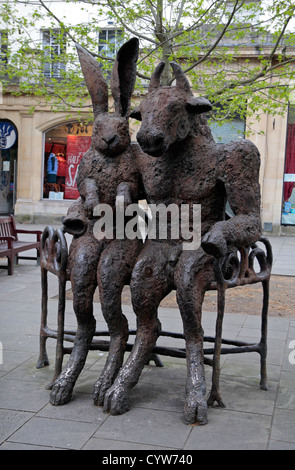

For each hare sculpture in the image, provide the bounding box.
[50,38,144,406]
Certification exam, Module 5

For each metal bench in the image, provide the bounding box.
[0,215,42,275]
[36,225,272,409]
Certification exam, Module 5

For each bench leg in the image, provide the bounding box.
[7,255,14,275]
[259,279,269,391]
[36,267,50,369]
[47,271,67,389]
[207,283,226,408]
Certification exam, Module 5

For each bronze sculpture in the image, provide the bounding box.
[50,38,143,406]
[48,39,264,426]
[102,61,262,425]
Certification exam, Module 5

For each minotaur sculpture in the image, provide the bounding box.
[102,61,262,425]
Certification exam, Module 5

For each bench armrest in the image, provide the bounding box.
[16,229,42,241]
[0,236,15,249]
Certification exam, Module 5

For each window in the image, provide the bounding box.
[0,30,8,67]
[98,27,124,58]
[43,121,93,200]
[42,29,66,78]
[282,105,295,225]
[209,117,245,144]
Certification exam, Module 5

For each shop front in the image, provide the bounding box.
[0,119,18,215]
[1,87,294,233]
[282,105,295,226]
[43,120,93,202]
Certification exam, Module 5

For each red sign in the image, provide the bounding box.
[64,136,91,200]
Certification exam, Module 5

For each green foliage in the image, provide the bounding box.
[1,0,295,126]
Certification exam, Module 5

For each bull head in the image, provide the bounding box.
[130,62,212,157]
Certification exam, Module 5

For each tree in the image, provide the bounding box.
[1,0,295,127]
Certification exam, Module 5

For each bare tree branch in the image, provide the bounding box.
[181,0,245,75]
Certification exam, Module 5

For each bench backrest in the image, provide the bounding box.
[0,215,17,243]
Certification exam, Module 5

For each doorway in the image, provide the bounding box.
[0,120,18,215]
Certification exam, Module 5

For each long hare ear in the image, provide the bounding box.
[76,43,108,117]
[111,37,139,117]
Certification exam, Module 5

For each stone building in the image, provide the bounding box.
[1,2,295,235]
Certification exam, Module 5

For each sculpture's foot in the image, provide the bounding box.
[183,389,208,425]
[103,383,131,416]
[50,377,74,406]
[93,371,115,406]
[207,388,226,408]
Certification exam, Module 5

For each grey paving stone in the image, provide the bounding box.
[268,440,295,450]
[0,441,60,450]
[183,408,271,450]
[93,407,191,449]
[37,393,108,425]
[82,437,175,451]
[276,387,295,411]
[215,375,278,415]
[0,378,50,412]
[0,409,34,444]
[270,408,295,444]
[8,416,98,450]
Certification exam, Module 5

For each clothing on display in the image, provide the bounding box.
[47,153,59,183]
[56,154,66,177]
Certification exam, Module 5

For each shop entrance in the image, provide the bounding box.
[0,120,18,215]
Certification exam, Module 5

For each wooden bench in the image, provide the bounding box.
[0,215,42,275]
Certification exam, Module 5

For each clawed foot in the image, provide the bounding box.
[103,383,130,415]
[50,377,74,406]
[207,388,226,408]
[183,389,208,425]
[93,371,115,406]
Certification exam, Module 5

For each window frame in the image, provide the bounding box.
[98,27,124,58]
[42,28,66,79]
[0,30,8,67]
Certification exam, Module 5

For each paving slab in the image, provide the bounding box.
[0,231,295,450]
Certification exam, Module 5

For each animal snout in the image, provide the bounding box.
[103,134,119,147]
[137,130,165,157]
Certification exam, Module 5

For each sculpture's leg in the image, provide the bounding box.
[50,234,102,405]
[93,239,142,405]
[103,241,171,415]
[175,249,214,425]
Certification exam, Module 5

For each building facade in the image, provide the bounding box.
[1,87,294,235]
[1,2,295,235]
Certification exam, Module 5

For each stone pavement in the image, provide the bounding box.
[0,227,295,451]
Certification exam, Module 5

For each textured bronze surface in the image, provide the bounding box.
[49,38,143,407]
[45,43,267,426]
[103,60,262,425]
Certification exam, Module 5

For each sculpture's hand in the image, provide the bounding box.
[201,226,227,258]
[83,193,99,220]
[84,200,94,219]
[116,182,132,208]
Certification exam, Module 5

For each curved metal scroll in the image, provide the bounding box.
[37,227,69,387]
[212,235,273,290]
[41,226,69,277]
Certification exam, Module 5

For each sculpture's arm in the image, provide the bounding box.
[202,141,262,258]
[78,177,100,219]
[62,197,88,236]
